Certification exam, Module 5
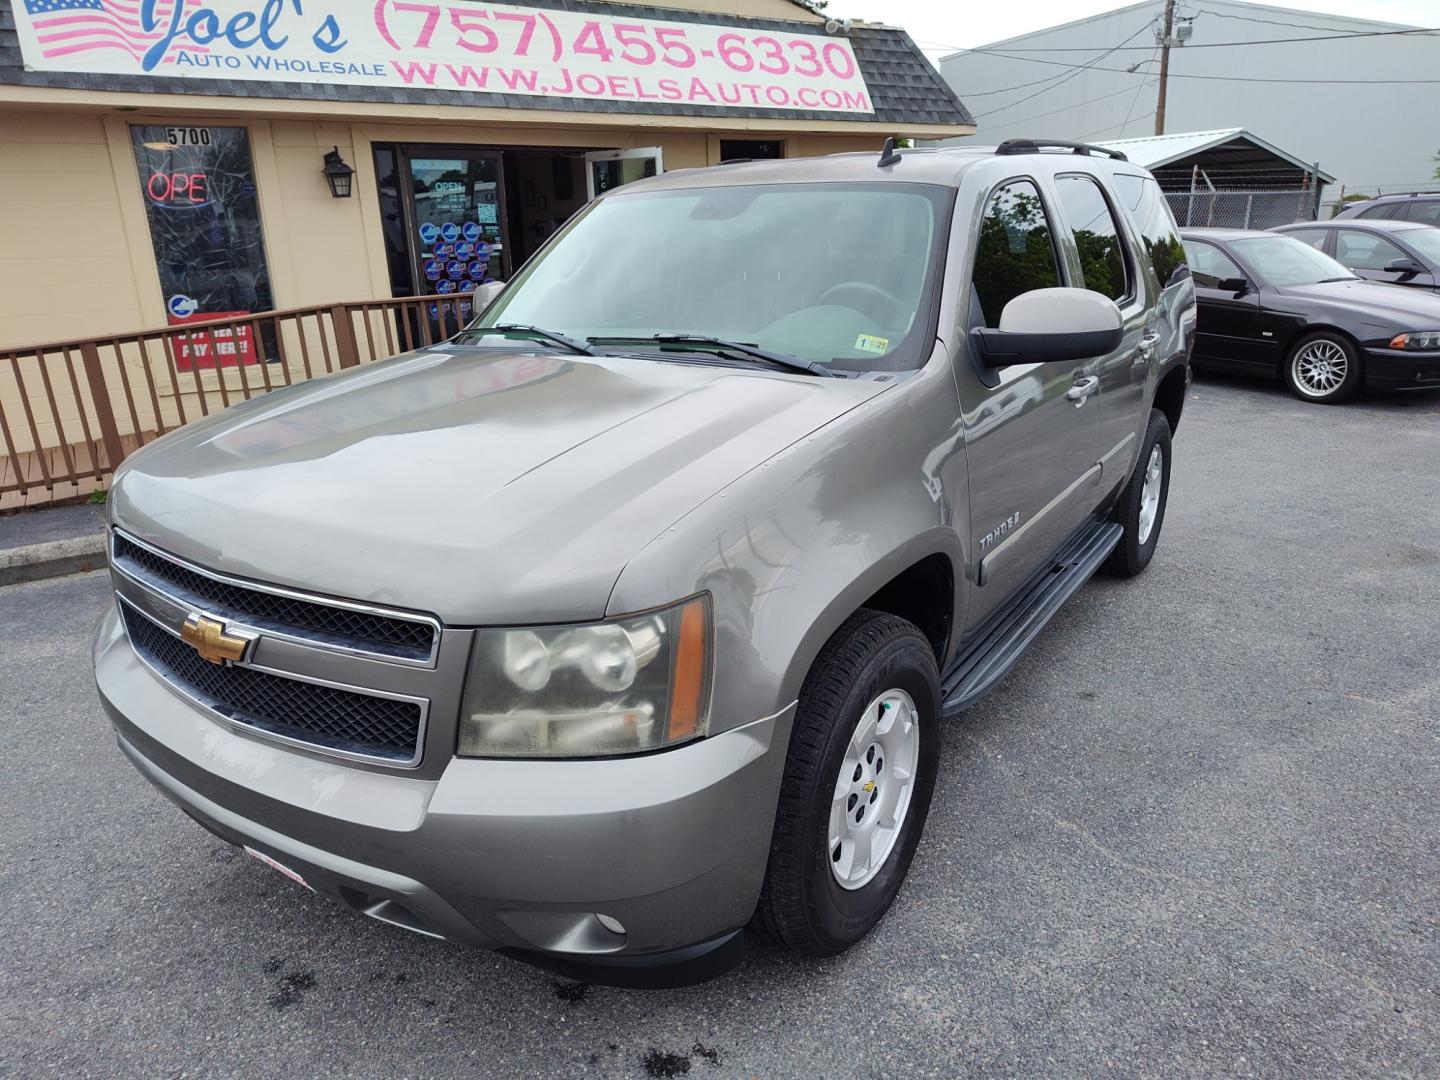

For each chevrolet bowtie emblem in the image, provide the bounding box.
[180,614,250,666]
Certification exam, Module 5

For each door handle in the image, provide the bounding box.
[1067,375,1100,404]
[1134,333,1161,365]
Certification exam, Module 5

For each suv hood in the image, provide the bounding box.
[112,347,887,623]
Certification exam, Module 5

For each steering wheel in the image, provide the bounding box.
[816,281,908,325]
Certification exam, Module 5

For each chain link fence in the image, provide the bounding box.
[1163,188,1319,230]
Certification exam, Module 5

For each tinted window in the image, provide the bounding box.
[1056,175,1131,302]
[1182,240,1243,288]
[971,179,1062,328]
[1113,174,1188,290]
[1336,230,1407,270]
[1405,200,1440,226]
[1284,228,1329,251]
[1356,201,1399,219]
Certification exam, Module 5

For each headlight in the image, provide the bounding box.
[1389,331,1440,350]
[458,596,712,758]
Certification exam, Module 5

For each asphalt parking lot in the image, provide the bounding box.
[1,373,1437,1079]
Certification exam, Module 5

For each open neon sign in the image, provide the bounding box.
[146,171,212,208]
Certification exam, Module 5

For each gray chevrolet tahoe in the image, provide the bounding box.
[94,139,1195,987]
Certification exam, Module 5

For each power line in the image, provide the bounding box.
[1078,113,1156,140]
[951,25,1440,53]
[976,79,1159,128]
[971,21,1155,120]
[945,49,1440,85]
[1191,8,1401,35]
[1117,45,1159,139]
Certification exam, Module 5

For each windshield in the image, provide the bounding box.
[475,183,950,371]
[1399,228,1440,266]
[1229,235,1357,286]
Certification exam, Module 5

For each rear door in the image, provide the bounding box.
[957,178,1103,625]
[1399,199,1440,226]
[1051,171,1148,484]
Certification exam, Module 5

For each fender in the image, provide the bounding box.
[607,349,971,734]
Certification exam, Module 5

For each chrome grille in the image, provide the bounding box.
[121,603,424,763]
[112,532,437,663]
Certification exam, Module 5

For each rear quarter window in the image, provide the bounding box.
[1113,174,1189,289]
[1405,200,1440,226]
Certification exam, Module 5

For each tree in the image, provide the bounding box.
[1433,149,1440,180]
[1331,192,1371,219]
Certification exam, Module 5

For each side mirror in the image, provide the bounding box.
[1383,257,1424,276]
[970,288,1123,369]
[1216,277,1249,294]
[473,279,506,315]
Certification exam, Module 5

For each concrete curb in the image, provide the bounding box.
[0,535,107,586]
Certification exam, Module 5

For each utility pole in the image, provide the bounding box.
[1155,0,1175,136]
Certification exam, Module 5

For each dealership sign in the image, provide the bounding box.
[14,1,874,114]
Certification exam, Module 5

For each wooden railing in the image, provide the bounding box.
[0,293,472,509]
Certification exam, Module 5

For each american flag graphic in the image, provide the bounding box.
[23,0,205,64]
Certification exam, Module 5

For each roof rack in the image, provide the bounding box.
[995,139,1128,163]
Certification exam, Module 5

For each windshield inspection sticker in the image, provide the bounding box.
[854,334,890,355]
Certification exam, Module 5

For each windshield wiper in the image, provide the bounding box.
[588,334,834,377]
[1318,276,1360,284]
[458,323,605,356]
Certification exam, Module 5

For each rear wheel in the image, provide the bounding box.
[752,610,940,956]
[1101,409,1171,578]
[1285,331,1362,403]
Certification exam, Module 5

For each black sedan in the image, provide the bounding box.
[1274,218,1440,293]
[1180,228,1440,403]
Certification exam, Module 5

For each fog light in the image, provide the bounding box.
[596,913,626,935]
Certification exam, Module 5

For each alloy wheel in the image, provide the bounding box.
[1137,443,1164,545]
[828,689,920,890]
[1292,339,1349,399]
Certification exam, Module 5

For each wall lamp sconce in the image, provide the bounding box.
[323,146,354,198]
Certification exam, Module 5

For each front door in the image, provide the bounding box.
[959,178,1104,626]
[1336,228,1436,290]
[399,147,508,299]
[1183,239,1269,367]
[584,148,664,200]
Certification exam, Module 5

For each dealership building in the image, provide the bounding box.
[0,0,973,349]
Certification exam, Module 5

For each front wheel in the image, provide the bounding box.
[1285,331,1362,403]
[752,610,940,956]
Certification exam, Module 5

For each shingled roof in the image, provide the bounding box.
[0,0,972,128]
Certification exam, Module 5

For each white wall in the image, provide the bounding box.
[937,0,1440,207]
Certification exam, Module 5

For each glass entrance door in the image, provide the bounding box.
[584,148,665,200]
[401,149,508,302]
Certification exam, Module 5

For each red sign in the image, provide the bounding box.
[168,311,256,370]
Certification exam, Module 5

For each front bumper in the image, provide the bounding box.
[1363,347,1440,390]
[94,607,792,987]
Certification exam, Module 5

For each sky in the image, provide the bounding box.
[824,0,1438,60]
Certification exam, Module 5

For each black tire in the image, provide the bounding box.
[752,609,940,956]
[1284,331,1362,404]
[1101,408,1172,578]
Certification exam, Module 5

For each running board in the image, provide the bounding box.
[941,521,1123,715]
